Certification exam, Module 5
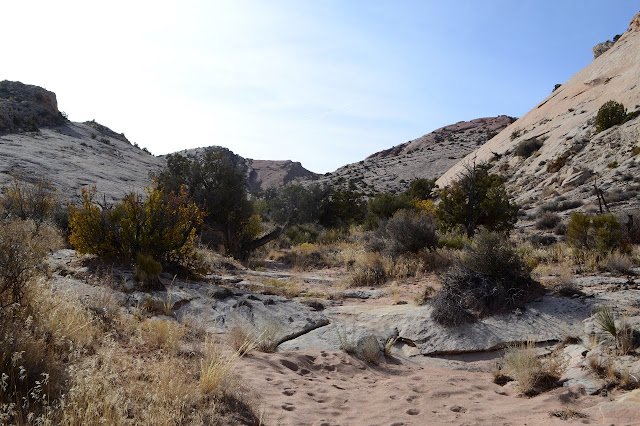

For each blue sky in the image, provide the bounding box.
[2,1,638,173]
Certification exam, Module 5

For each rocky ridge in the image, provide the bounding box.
[0,80,66,134]
[309,115,516,194]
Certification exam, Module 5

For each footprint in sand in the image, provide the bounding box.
[280,359,299,372]
[405,395,419,403]
[281,403,295,411]
[406,408,420,415]
[282,389,295,396]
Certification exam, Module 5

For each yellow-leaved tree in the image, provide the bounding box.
[68,185,204,284]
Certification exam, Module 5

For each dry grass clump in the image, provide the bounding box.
[500,340,566,396]
[261,277,301,298]
[228,319,282,353]
[27,280,99,349]
[254,319,282,353]
[139,318,185,352]
[196,246,244,273]
[359,335,382,365]
[199,338,240,395]
[335,323,355,354]
[349,252,388,286]
[270,242,335,271]
[228,323,257,355]
[0,280,98,423]
[603,251,634,275]
[59,337,260,425]
[384,336,398,358]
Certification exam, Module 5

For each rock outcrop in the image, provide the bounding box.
[0,80,66,134]
[592,40,615,59]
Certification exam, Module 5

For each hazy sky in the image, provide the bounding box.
[2,1,638,173]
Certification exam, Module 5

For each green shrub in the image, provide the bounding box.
[68,186,204,272]
[437,163,518,238]
[566,212,592,249]
[350,253,387,286]
[285,224,319,245]
[134,253,163,290]
[566,212,625,253]
[515,138,543,158]
[365,192,411,229]
[592,214,624,253]
[595,100,626,133]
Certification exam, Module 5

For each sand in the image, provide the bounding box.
[236,348,635,426]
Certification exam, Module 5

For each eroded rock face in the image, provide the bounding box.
[0,80,65,134]
[629,11,640,33]
[593,40,615,59]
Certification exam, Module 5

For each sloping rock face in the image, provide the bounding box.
[438,11,640,219]
[0,120,164,202]
[310,116,515,194]
[0,80,66,134]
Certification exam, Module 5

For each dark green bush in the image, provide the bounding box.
[365,192,411,229]
[437,163,518,237]
[285,224,320,245]
[595,100,626,133]
[134,253,163,290]
[515,138,543,158]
